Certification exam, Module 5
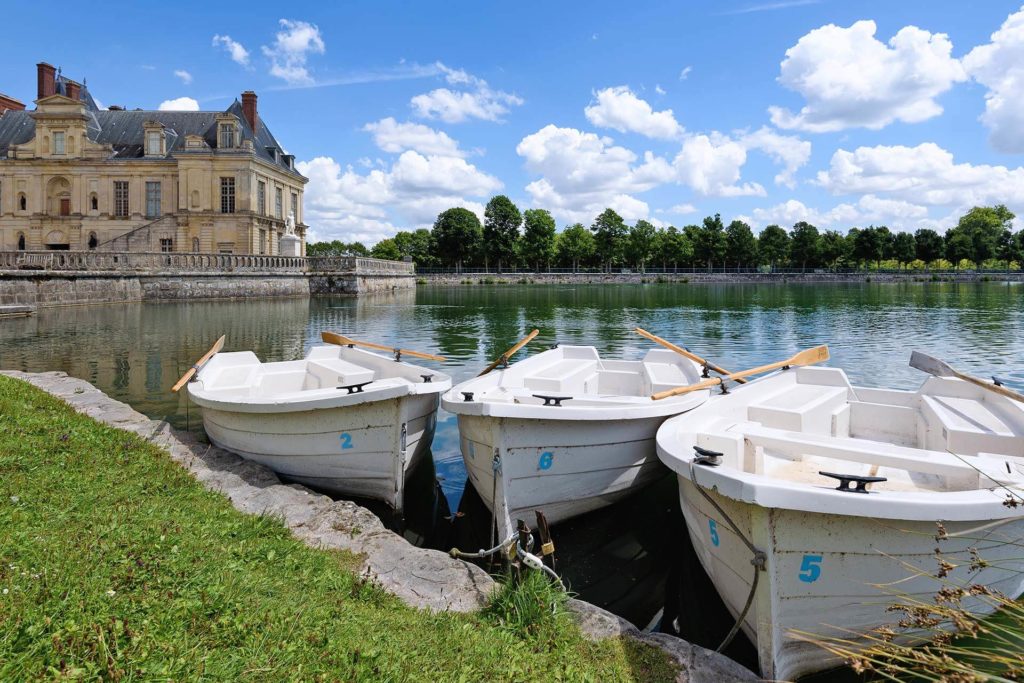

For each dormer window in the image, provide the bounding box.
[146,131,162,156]
[53,131,65,155]
[219,123,235,149]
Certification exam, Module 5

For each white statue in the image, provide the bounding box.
[286,211,296,235]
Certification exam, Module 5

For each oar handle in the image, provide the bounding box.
[652,377,720,400]
[321,332,446,362]
[633,327,746,384]
[954,371,1024,404]
[172,335,226,393]
[479,329,540,376]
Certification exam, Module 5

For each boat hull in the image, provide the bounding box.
[201,393,439,511]
[677,477,1024,681]
[458,413,668,541]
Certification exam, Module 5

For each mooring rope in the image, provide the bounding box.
[688,460,767,652]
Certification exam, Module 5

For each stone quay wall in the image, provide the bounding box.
[419,270,1024,285]
[0,251,415,308]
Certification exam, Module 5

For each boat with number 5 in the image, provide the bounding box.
[179,333,451,512]
[441,344,710,542]
[655,357,1024,681]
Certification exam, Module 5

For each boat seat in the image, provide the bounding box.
[304,358,375,390]
[644,362,691,394]
[747,384,848,435]
[921,395,1023,457]
[522,359,597,393]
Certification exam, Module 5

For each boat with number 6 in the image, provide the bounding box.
[179,333,451,512]
[655,357,1024,681]
[441,344,711,542]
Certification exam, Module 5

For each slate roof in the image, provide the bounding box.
[0,95,303,180]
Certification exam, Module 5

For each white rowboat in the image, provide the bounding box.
[188,344,452,511]
[442,345,710,542]
[656,365,1024,681]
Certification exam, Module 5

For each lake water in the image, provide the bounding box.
[2,282,1022,673]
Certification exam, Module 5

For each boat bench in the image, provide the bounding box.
[523,359,597,393]
[304,358,375,390]
[747,384,849,435]
[644,362,691,395]
[921,395,1024,458]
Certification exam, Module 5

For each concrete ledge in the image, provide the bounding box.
[0,304,34,318]
[1,370,759,682]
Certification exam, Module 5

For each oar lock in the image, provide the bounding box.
[693,445,723,466]
[420,374,433,383]
[462,391,474,402]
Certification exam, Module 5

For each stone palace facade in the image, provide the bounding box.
[0,62,307,255]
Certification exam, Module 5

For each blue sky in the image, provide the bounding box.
[3,1,1024,243]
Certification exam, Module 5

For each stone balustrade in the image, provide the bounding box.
[0,250,413,275]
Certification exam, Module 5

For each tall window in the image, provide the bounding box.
[220,177,235,213]
[274,187,283,219]
[146,131,161,155]
[257,181,266,216]
[159,238,173,253]
[219,123,234,149]
[145,181,161,218]
[290,192,298,222]
[114,181,129,217]
[53,131,65,155]
[259,228,267,255]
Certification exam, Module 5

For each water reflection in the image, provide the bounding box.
[1,282,1022,661]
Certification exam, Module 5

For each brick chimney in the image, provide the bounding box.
[65,80,81,101]
[37,62,56,99]
[0,93,26,114]
[241,91,258,132]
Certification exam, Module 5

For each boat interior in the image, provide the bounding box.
[195,345,444,399]
[691,367,1024,494]
[476,346,703,406]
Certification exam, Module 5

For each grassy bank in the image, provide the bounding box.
[0,375,675,681]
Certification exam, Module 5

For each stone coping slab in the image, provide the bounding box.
[1,370,759,683]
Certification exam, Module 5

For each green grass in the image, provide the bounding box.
[0,375,676,682]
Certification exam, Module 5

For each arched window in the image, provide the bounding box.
[17,233,25,250]
[18,193,26,211]
[88,232,98,250]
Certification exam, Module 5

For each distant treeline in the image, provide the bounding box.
[307,197,1024,272]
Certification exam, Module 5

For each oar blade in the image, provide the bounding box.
[909,350,954,377]
[791,345,829,367]
[321,331,351,346]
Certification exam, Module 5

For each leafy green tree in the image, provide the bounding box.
[944,228,972,269]
[520,209,557,271]
[483,195,522,272]
[952,205,1015,267]
[725,220,757,269]
[914,228,944,267]
[348,241,369,256]
[693,214,727,270]
[758,224,790,271]
[393,229,438,267]
[892,232,917,269]
[853,227,887,269]
[656,226,694,270]
[788,221,820,272]
[819,230,852,270]
[370,238,402,261]
[590,208,628,271]
[626,220,658,271]
[433,207,482,272]
[557,223,596,272]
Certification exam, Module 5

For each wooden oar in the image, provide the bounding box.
[652,345,829,400]
[321,331,446,362]
[479,329,540,376]
[910,351,1024,404]
[634,327,747,384]
[171,335,225,392]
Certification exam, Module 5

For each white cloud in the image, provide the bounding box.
[673,133,766,197]
[296,152,499,243]
[816,142,1024,209]
[174,69,193,85]
[584,86,684,139]
[262,19,325,86]
[666,203,697,215]
[362,117,465,158]
[769,20,966,132]
[963,6,1024,153]
[655,84,666,95]
[679,66,692,80]
[516,124,673,223]
[738,126,811,187]
[158,97,200,111]
[746,195,928,230]
[722,0,821,14]
[212,35,251,66]
[411,63,523,123]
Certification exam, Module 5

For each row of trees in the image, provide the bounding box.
[308,197,1024,272]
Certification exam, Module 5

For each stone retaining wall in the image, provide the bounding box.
[0,271,416,307]
[420,271,1024,285]
[1,370,758,683]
